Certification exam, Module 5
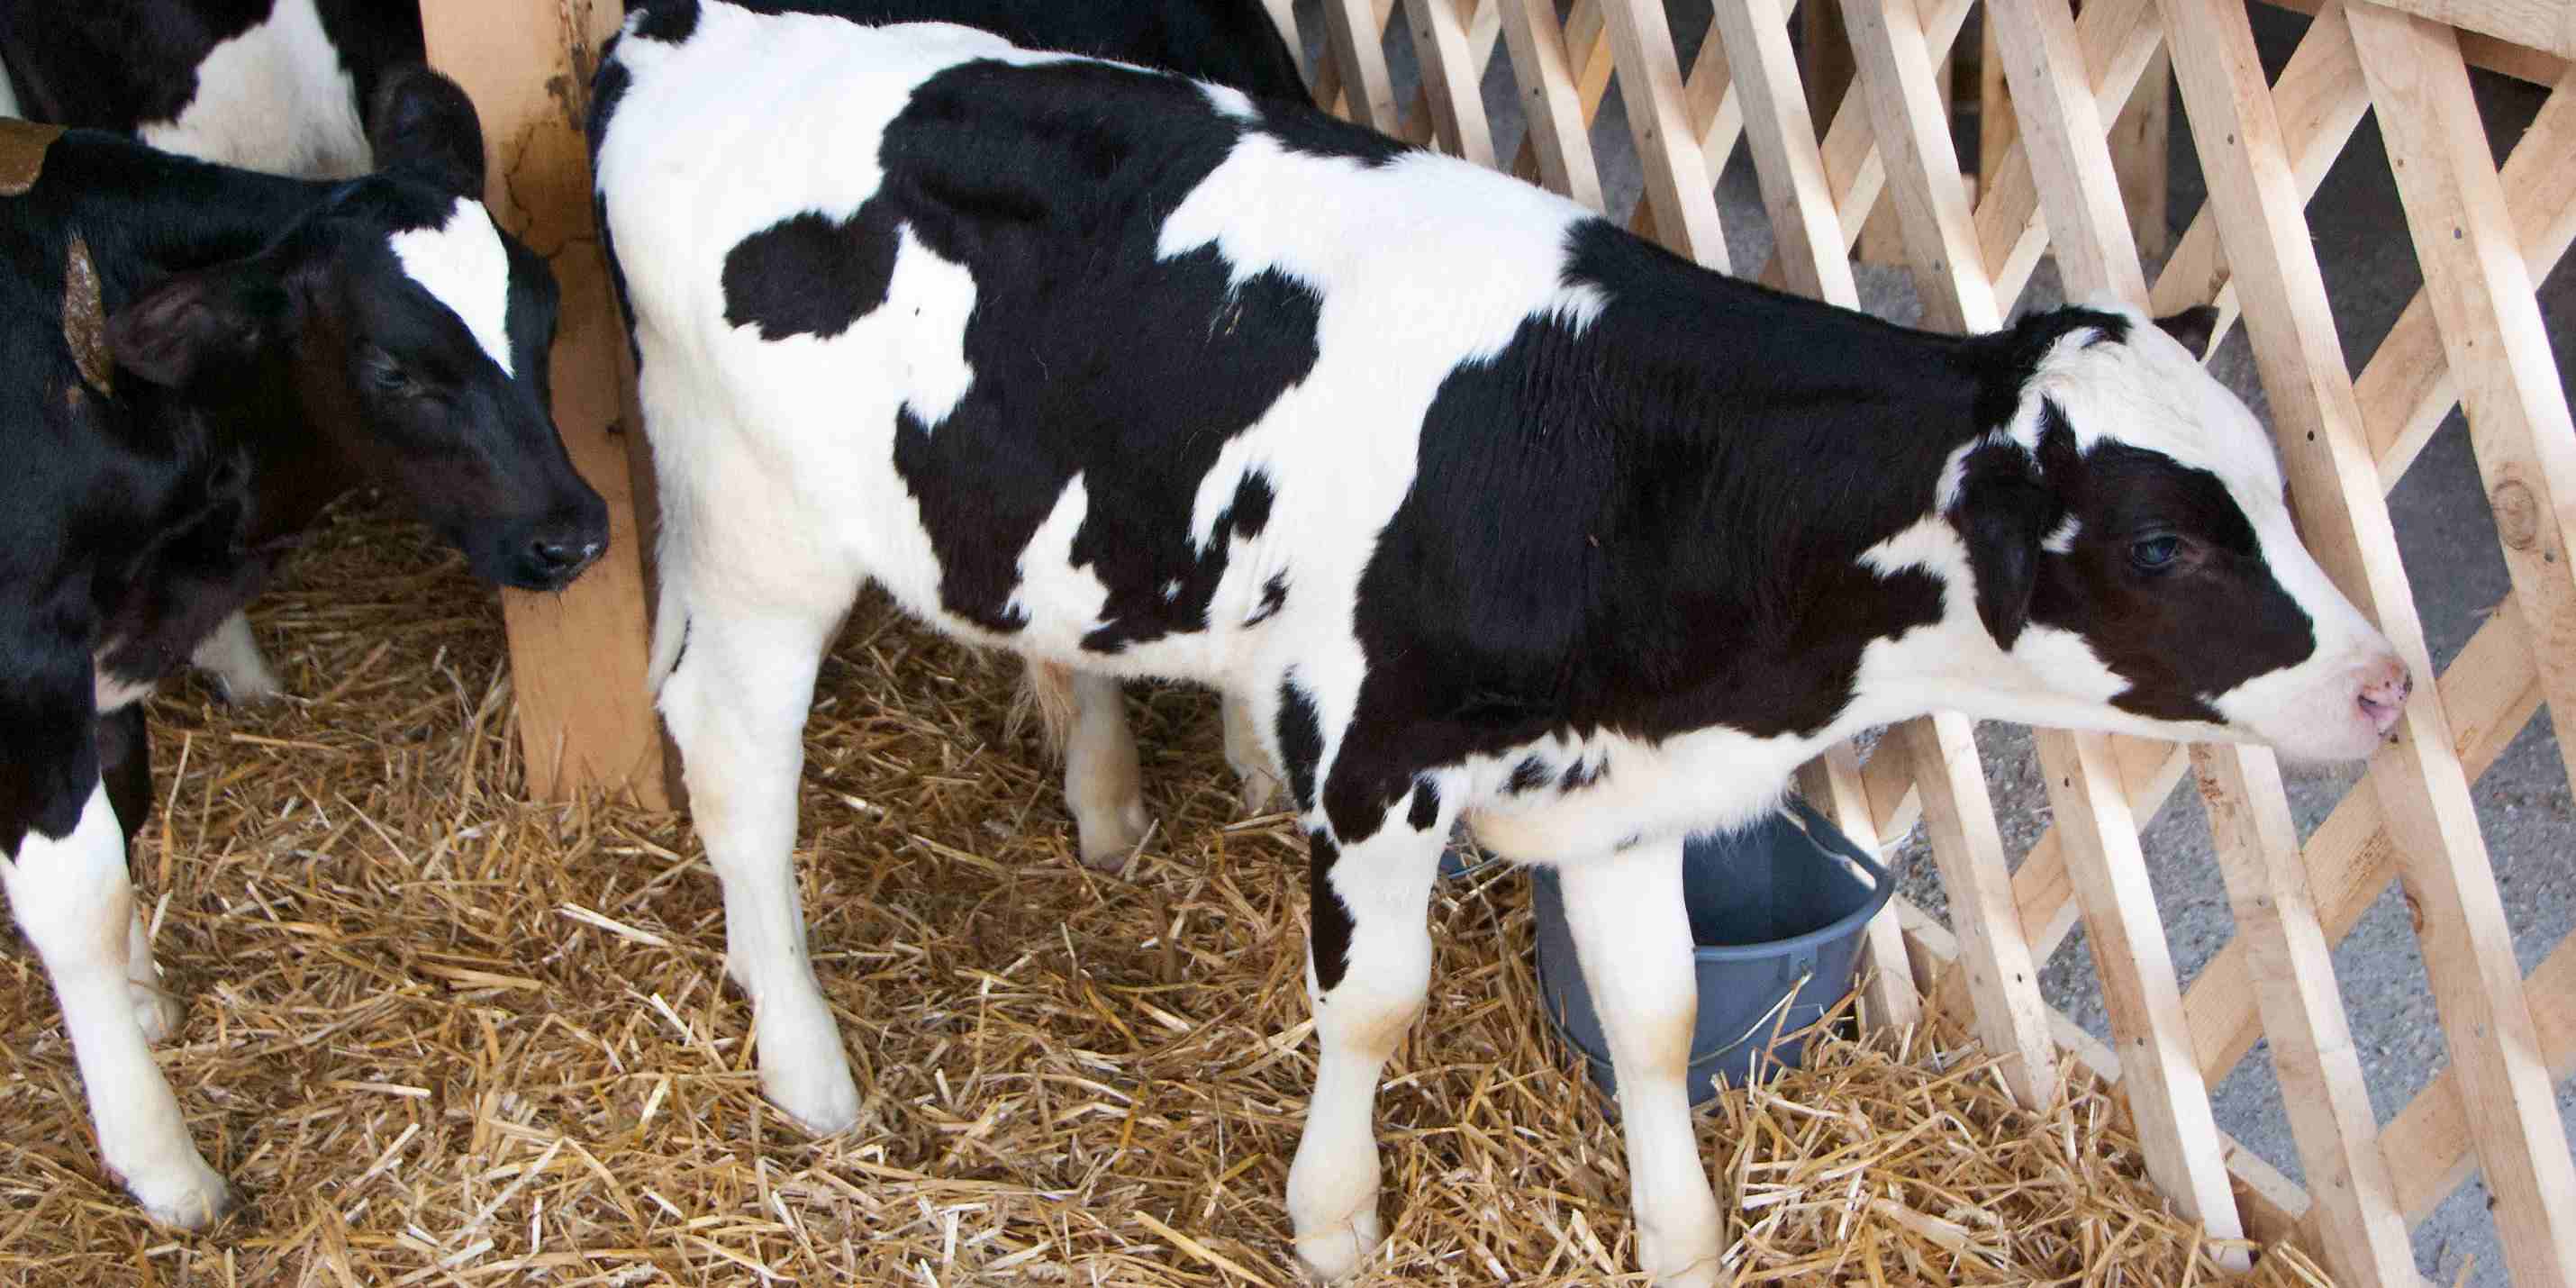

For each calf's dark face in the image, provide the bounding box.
[1949,311,2408,762]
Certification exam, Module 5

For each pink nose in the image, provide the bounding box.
[2356,658,2411,735]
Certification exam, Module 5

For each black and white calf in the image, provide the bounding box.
[0,70,603,1228]
[592,7,2408,1283]
[0,0,430,701]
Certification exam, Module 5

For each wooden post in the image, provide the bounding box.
[420,0,671,810]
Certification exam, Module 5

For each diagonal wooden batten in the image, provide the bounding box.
[2042,733,2249,1262]
[1495,0,1608,210]
[2352,0,2576,61]
[1983,0,2149,301]
[2161,0,2576,1274]
[1595,0,1730,268]
[2148,5,2370,368]
[2196,743,2417,1287]
[1259,0,1309,82]
[1402,0,1499,162]
[1837,0,2002,331]
[1706,0,1857,304]
[2360,66,2576,487]
[1796,747,1921,1029]
[2374,931,2576,1229]
[1976,0,2164,307]
[1900,714,2060,1107]
[1320,0,1404,133]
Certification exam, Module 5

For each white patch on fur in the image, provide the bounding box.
[1202,81,1257,121]
[1007,473,1111,634]
[2040,514,2082,554]
[0,58,20,119]
[90,647,157,713]
[388,198,517,377]
[136,0,370,178]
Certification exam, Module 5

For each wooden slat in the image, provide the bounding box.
[1706,0,1855,303]
[1402,0,1499,163]
[1974,0,2162,306]
[2375,932,2576,1228]
[1796,747,1922,1029]
[1594,0,1730,268]
[2195,744,2417,1288]
[2359,65,2576,485]
[2148,5,2370,366]
[1494,0,1608,210]
[2038,732,2247,1258]
[1899,715,2059,1107]
[1983,0,2148,300]
[2159,0,2576,1274]
[1320,0,1403,132]
[1259,0,1310,84]
[1838,0,2002,331]
[420,0,670,809]
[2349,0,2576,60]
[2352,0,2576,900]
[2263,0,2569,82]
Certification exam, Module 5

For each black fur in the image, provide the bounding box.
[1306,828,1351,992]
[1275,675,1325,812]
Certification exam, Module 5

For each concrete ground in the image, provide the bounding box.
[1290,2,2572,1282]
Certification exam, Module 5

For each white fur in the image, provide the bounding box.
[388,198,517,378]
[136,0,369,179]
[0,57,20,119]
[188,611,284,702]
[3,785,231,1228]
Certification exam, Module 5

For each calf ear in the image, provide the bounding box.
[107,264,293,389]
[2154,305,2221,361]
[1955,453,2058,651]
[368,64,487,199]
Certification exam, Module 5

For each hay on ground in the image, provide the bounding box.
[0,497,2338,1285]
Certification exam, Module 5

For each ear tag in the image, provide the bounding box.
[64,232,113,395]
[0,118,65,197]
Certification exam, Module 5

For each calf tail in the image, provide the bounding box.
[1008,658,1079,764]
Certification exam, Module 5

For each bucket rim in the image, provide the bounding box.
[1683,799,1899,963]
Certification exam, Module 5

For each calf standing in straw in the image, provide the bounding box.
[592,6,2409,1282]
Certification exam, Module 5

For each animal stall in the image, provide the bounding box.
[0,0,2563,1283]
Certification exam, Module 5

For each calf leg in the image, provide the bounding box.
[5,784,231,1229]
[1222,694,1285,816]
[1556,839,1721,1286]
[95,706,179,1043]
[188,612,283,703]
[658,605,859,1134]
[1060,671,1148,872]
[1285,818,1447,1281]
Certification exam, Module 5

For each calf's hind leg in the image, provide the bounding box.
[96,705,180,1043]
[1556,839,1722,1287]
[1286,805,1449,1280]
[658,603,860,1134]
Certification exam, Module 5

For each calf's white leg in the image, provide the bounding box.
[4,784,231,1228]
[188,612,283,703]
[1556,839,1722,1287]
[1286,817,1447,1281]
[658,605,860,1134]
[125,907,181,1044]
[1222,694,1285,816]
[1061,670,1149,872]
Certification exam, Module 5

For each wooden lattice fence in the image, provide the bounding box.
[1265,0,2576,1283]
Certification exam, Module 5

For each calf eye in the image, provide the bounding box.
[2129,534,2181,571]
[359,344,416,395]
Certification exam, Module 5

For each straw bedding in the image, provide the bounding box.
[0,498,2341,1285]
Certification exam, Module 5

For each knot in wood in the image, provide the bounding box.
[2490,477,2539,551]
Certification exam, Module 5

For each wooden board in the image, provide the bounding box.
[420,0,670,809]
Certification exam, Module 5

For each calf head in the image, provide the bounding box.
[103,66,608,592]
[1946,302,2407,762]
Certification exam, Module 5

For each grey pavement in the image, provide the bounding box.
[1288,2,2573,1282]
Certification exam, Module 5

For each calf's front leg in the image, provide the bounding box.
[1061,670,1149,871]
[4,783,231,1229]
[658,606,860,1134]
[1556,838,1722,1286]
[1286,812,1447,1281]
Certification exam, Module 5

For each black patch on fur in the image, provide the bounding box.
[1275,675,1325,812]
[1306,828,1352,992]
[870,59,1324,639]
[95,703,150,846]
[1506,756,1549,794]
[1257,96,1410,168]
[1245,572,1288,627]
[722,205,901,341]
[1405,777,1440,830]
[630,0,702,43]
[1559,757,1604,792]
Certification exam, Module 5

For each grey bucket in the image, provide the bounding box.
[1531,797,1895,1105]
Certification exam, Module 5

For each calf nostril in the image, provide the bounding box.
[532,540,585,569]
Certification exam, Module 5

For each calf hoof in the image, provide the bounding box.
[1638,1229,1724,1288]
[131,979,185,1046]
[1292,1202,1383,1283]
[764,1057,862,1136]
[1074,799,1151,874]
[208,667,286,705]
[125,1156,236,1231]
[1234,768,1285,819]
